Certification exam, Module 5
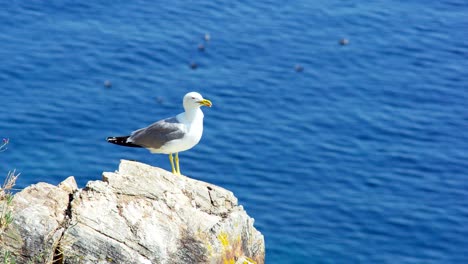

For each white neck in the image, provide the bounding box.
[184,107,204,122]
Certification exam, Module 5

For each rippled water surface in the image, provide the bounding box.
[1,1,467,263]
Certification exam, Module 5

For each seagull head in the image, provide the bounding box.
[183,92,212,110]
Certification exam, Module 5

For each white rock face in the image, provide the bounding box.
[0,160,265,264]
[0,176,77,263]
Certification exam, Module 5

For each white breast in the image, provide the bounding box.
[149,109,204,154]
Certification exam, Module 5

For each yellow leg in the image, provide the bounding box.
[169,153,176,174]
[175,152,181,175]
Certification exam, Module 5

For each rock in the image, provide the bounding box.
[0,160,265,264]
[58,176,79,193]
[0,177,76,263]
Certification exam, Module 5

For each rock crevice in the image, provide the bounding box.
[0,160,265,264]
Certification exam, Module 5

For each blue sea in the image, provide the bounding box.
[1,1,467,263]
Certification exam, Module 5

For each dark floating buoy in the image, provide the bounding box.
[190,62,198,69]
[104,80,112,88]
[339,38,349,45]
[156,96,164,104]
[204,33,210,42]
[198,44,205,51]
[295,64,304,72]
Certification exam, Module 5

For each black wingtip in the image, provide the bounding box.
[106,136,143,148]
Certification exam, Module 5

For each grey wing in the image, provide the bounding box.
[128,117,186,149]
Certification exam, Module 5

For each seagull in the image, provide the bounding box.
[107,92,212,175]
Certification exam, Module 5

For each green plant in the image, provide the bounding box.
[0,170,19,231]
[0,138,18,231]
[1,250,16,264]
[0,139,18,264]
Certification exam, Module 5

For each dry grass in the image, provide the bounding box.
[0,138,17,231]
[0,139,19,264]
[0,170,19,232]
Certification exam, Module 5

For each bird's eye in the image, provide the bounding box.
[191,97,195,99]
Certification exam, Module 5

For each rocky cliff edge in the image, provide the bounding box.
[0,160,265,264]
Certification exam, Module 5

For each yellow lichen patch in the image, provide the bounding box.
[218,232,230,248]
[206,243,214,257]
[214,231,261,264]
[218,232,235,264]
[243,256,257,264]
[217,231,259,264]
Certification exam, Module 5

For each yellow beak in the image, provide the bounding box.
[198,99,212,107]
